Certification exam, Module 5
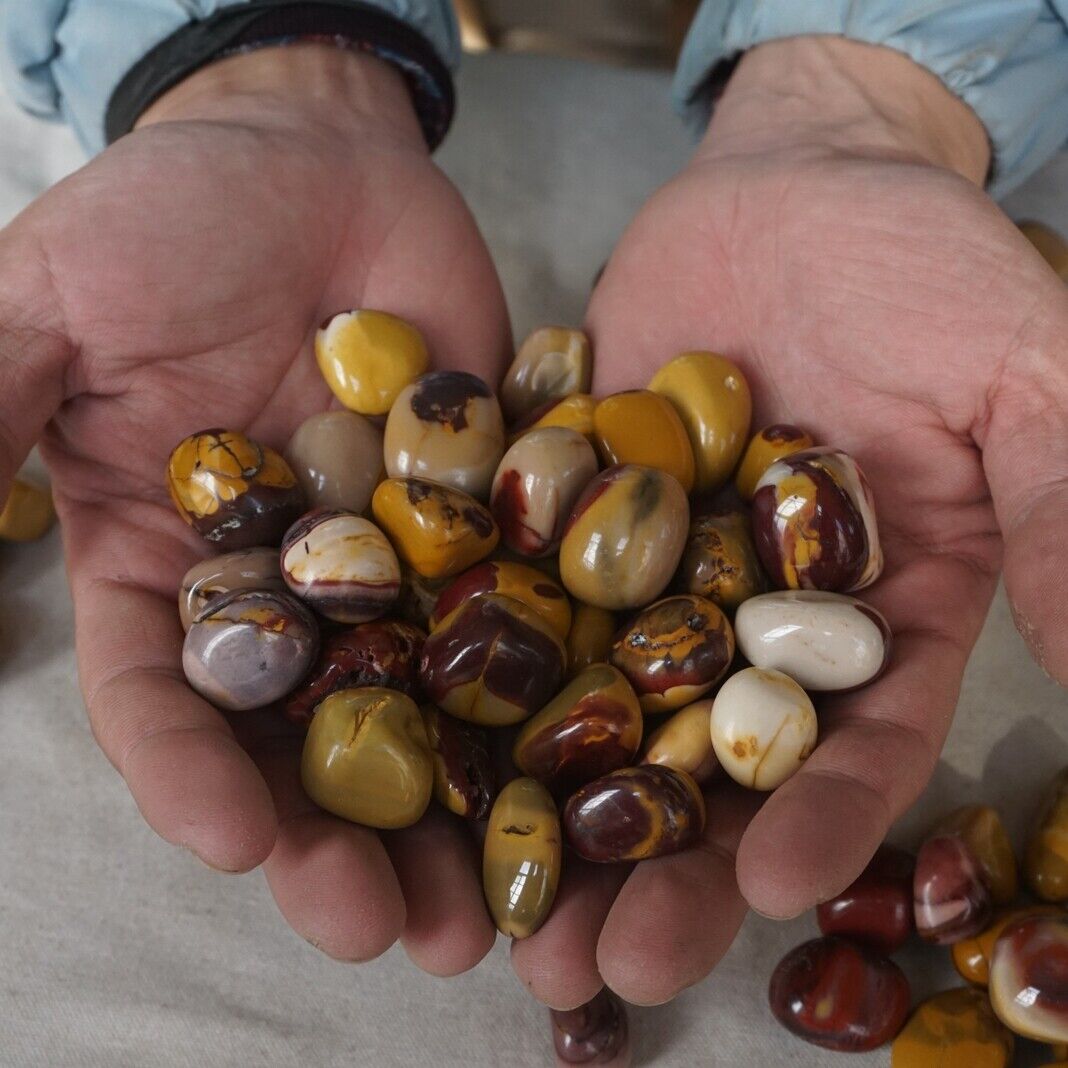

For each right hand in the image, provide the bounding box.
[0,44,510,973]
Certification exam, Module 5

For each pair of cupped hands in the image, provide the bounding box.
[1,34,1065,1009]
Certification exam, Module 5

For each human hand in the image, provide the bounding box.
[513,35,1068,1008]
[0,44,509,972]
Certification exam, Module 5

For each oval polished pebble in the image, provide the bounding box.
[315,309,429,415]
[300,687,432,829]
[1026,768,1068,902]
[510,392,597,445]
[735,424,814,501]
[284,619,425,727]
[710,667,817,791]
[371,477,498,579]
[182,589,318,712]
[384,371,504,499]
[284,410,383,514]
[914,835,993,944]
[989,915,1068,1043]
[500,325,592,423]
[734,590,892,692]
[768,936,911,1053]
[513,664,642,794]
[640,699,718,784]
[610,594,735,713]
[280,509,400,623]
[483,777,561,938]
[933,804,1017,906]
[421,593,566,726]
[422,705,496,819]
[559,464,689,610]
[752,446,883,592]
[490,427,598,558]
[673,510,765,612]
[178,546,286,631]
[952,906,1063,987]
[648,351,752,494]
[566,603,618,678]
[593,390,695,493]
[166,428,305,550]
[430,560,572,639]
[563,765,705,863]
[891,987,1014,1068]
[816,844,916,954]
[0,478,55,541]
[551,988,629,1065]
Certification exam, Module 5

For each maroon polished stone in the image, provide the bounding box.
[551,988,629,1064]
[914,834,993,944]
[768,936,910,1052]
[816,844,915,953]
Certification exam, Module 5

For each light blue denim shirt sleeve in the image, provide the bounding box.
[0,0,459,155]
[673,1,1068,198]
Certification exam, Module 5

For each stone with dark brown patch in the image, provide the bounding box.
[422,705,496,819]
[409,371,492,431]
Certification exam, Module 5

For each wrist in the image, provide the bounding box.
[698,36,990,184]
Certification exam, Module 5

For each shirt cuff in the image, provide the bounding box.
[672,0,1068,198]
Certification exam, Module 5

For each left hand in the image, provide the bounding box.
[512,35,1068,1008]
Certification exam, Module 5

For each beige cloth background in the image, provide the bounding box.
[1,53,1065,1067]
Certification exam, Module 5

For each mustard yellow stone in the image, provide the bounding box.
[593,390,695,492]
[735,424,815,501]
[315,309,429,415]
[640,698,718,784]
[300,687,433,830]
[951,906,1062,987]
[1026,767,1068,901]
[0,478,55,541]
[510,393,596,445]
[371,477,498,579]
[934,804,1018,905]
[483,777,561,938]
[648,351,752,493]
[566,603,617,677]
[891,988,1013,1068]
[1018,221,1068,281]
[500,326,592,423]
[674,511,766,612]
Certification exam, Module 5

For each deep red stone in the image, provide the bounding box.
[913,834,993,944]
[551,988,629,1064]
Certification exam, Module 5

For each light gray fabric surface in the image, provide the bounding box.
[0,52,1065,1068]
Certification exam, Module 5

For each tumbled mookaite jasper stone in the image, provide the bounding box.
[752,446,883,592]
[563,765,705,863]
[301,687,432,829]
[384,371,504,500]
[673,511,765,612]
[490,427,599,558]
[593,390,695,493]
[610,595,735,713]
[710,667,817,791]
[483,777,561,938]
[648,351,751,494]
[768,936,911,1052]
[551,988,629,1065]
[734,424,814,501]
[178,546,286,631]
[989,915,1068,1042]
[734,590,892,692]
[952,906,1063,987]
[1025,768,1068,902]
[816,844,916,954]
[513,664,642,794]
[566,603,617,678]
[315,309,429,415]
[500,325,592,423]
[421,593,566,726]
[284,410,383,514]
[422,705,495,819]
[640,699,718,784]
[182,590,318,712]
[371,477,498,579]
[510,393,597,445]
[280,509,400,623]
[891,987,1014,1068]
[559,465,689,610]
[284,619,425,727]
[914,835,993,944]
[430,560,571,640]
[933,804,1017,905]
[0,478,55,541]
[166,428,305,550]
